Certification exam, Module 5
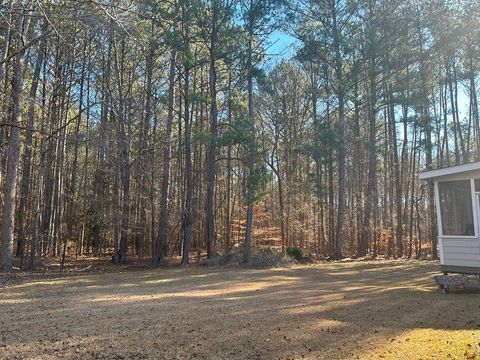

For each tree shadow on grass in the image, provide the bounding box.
[1,262,478,359]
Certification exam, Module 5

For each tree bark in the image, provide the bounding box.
[16,19,48,259]
[155,49,177,265]
[359,26,377,257]
[243,19,255,264]
[1,3,31,269]
[333,9,346,260]
[181,3,193,266]
[205,1,218,258]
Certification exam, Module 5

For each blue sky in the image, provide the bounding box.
[264,30,471,125]
[265,30,298,65]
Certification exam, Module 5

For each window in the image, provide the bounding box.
[475,179,480,192]
[438,180,474,236]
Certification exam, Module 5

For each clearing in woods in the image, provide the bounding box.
[1,261,479,359]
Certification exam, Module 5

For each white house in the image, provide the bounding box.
[419,161,480,275]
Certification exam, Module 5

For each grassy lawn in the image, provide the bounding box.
[1,261,479,359]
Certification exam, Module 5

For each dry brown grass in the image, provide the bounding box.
[1,261,479,359]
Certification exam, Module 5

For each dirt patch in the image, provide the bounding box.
[1,261,479,359]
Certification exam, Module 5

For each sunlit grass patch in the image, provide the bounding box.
[1,261,478,360]
[358,328,480,360]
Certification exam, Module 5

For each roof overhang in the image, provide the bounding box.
[419,161,480,181]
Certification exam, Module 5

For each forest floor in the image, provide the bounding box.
[1,260,479,360]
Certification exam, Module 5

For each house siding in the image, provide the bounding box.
[441,237,480,268]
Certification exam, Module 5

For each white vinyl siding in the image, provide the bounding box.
[441,237,480,267]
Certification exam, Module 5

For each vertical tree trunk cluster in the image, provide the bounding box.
[0,0,478,270]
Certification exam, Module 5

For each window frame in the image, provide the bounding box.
[435,178,477,238]
[475,179,480,193]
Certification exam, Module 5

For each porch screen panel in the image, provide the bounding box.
[438,180,474,236]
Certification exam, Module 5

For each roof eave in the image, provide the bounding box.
[418,161,480,181]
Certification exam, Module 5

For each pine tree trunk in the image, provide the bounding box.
[359,42,377,257]
[243,21,255,264]
[16,20,48,259]
[181,4,193,266]
[206,5,218,258]
[1,4,30,269]
[155,50,176,265]
[182,65,193,266]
